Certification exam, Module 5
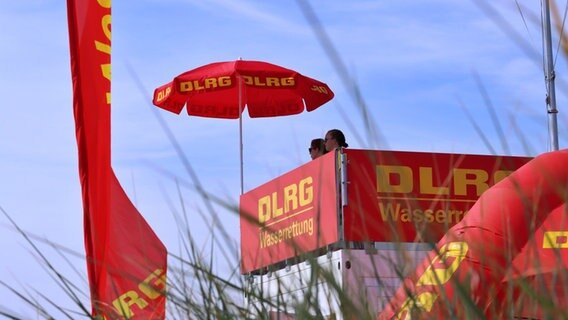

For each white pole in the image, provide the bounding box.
[542,0,560,151]
[238,74,244,194]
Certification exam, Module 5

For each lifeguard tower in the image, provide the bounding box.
[239,148,531,318]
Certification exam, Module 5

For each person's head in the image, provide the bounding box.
[324,129,348,151]
[309,138,327,160]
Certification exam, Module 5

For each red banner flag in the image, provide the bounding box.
[66,1,167,319]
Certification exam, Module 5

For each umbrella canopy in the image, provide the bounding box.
[152,60,334,118]
[152,60,335,194]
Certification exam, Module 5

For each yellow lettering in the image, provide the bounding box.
[272,192,284,218]
[376,165,413,193]
[413,209,424,223]
[101,63,111,104]
[283,184,298,213]
[219,76,231,87]
[266,77,279,86]
[254,76,266,86]
[419,167,449,195]
[258,196,271,224]
[240,76,295,87]
[179,81,192,92]
[139,269,167,299]
[417,242,468,286]
[112,291,148,318]
[242,75,253,85]
[204,77,217,89]
[393,242,468,318]
[94,41,111,55]
[101,14,111,41]
[311,85,328,94]
[396,292,438,319]
[193,80,204,90]
[299,177,313,206]
[543,231,568,248]
[93,11,111,106]
[97,0,111,8]
[424,209,434,223]
[453,168,488,196]
[400,208,410,222]
[257,176,313,224]
[493,170,514,184]
[100,64,111,82]
[282,77,295,86]
[156,87,171,102]
[435,209,446,223]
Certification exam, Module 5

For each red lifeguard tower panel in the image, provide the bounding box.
[239,149,534,318]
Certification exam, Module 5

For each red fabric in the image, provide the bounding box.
[239,151,338,273]
[342,149,530,243]
[67,1,167,318]
[489,203,568,318]
[511,203,568,277]
[378,149,568,319]
[152,60,334,119]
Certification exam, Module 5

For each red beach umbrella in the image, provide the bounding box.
[152,60,334,193]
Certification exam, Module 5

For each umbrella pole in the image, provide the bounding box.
[239,75,244,195]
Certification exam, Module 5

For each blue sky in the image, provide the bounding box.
[0,0,567,317]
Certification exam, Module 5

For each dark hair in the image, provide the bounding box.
[310,138,327,153]
[326,129,348,148]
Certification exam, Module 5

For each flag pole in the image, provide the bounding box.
[542,0,560,151]
[238,73,244,195]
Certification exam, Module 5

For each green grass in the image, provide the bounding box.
[1,1,567,319]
